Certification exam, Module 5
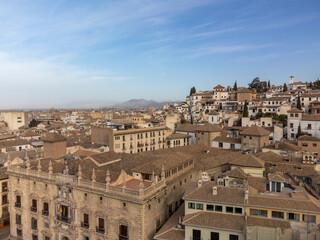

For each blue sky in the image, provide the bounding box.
[0,0,320,108]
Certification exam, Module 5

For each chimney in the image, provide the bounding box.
[275,141,279,149]
[212,186,217,195]
[198,180,202,188]
[224,176,229,187]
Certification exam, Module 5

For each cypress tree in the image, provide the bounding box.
[283,83,288,92]
[297,96,302,110]
[233,81,238,91]
[296,124,302,139]
[243,101,249,117]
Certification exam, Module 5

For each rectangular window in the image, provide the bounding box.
[43,202,49,216]
[207,204,214,211]
[188,202,195,209]
[272,211,284,219]
[303,214,316,223]
[17,229,22,237]
[287,213,300,221]
[2,194,7,204]
[2,182,8,192]
[98,218,104,229]
[31,217,37,230]
[229,235,239,240]
[211,232,219,240]
[62,205,68,218]
[226,206,233,213]
[31,199,37,212]
[196,203,203,210]
[290,123,293,128]
[250,209,267,217]
[235,208,242,214]
[193,229,201,240]
[313,143,317,147]
[16,214,21,225]
[119,225,128,238]
[219,142,223,148]
[96,218,105,234]
[215,205,222,212]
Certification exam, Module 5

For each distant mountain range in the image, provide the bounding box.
[113,99,178,109]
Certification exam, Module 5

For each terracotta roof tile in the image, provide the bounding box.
[231,154,264,168]
[240,125,270,136]
[41,132,67,142]
[184,181,245,205]
[183,211,244,232]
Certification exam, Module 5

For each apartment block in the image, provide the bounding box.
[0,111,28,131]
[91,126,170,153]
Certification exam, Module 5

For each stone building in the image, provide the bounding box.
[175,124,198,145]
[91,126,170,154]
[297,135,320,156]
[0,167,9,230]
[240,125,270,152]
[195,123,224,147]
[7,147,196,240]
[166,133,191,148]
[0,111,28,131]
[236,88,253,102]
[42,132,67,159]
[287,108,320,140]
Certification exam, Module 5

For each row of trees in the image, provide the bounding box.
[190,77,320,96]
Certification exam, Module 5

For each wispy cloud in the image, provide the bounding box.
[188,44,272,58]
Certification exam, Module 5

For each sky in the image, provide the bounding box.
[0,0,320,108]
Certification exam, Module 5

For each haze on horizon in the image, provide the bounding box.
[0,0,319,109]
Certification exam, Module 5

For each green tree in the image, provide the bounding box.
[243,101,249,117]
[233,81,238,91]
[190,87,196,96]
[313,79,320,89]
[283,83,288,92]
[296,124,302,138]
[29,119,39,128]
[267,80,271,88]
[297,96,302,110]
[248,77,266,93]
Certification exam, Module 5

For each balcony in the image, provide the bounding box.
[42,210,49,216]
[15,202,21,208]
[57,215,71,223]
[81,222,89,229]
[96,227,105,234]
[2,200,8,205]
[30,207,37,212]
